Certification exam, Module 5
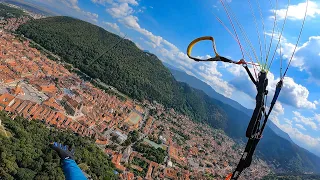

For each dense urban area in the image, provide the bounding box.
[0,2,273,180]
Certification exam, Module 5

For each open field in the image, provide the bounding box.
[0,121,11,138]
[126,111,143,125]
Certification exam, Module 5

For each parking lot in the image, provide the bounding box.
[0,81,48,103]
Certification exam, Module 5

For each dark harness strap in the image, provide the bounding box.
[230,78,283,180]
[231,138,260,179]
[231,100,266,180]
[243,64,257,86]
[192,56,245,65]
[258,80,283,135]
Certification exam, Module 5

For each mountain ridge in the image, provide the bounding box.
[166,65,294,144]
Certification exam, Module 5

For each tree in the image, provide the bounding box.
[0,112,117,180]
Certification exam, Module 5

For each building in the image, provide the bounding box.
[111,130,128,143]
[111,152,126,172]
[164,167,178,180]
[62,95,83,116]
[43,97,63,111]
[0,93,15,108]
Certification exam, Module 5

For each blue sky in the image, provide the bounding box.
[24,0,320,156]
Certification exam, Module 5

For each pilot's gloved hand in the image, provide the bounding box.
[50,142,75,160]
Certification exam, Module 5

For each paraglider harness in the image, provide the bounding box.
[229,69,283,180]
[187,36,283,180]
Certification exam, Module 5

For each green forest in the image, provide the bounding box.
[133,142,167,164]
[0,3,26,19]
[0,111,117,180]
[16,16,320,175]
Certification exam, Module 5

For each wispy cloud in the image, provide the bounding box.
[296,123,307,131]
[61,0,99,22]
[271,1,320,20]
[272,117,320,150]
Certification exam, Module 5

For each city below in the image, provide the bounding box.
[0,13,270,180]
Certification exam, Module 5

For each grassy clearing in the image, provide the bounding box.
[0,122,12,138]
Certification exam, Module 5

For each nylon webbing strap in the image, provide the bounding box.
[230,138,260,179]
[258,80,283,137]
[187,36,244,64]
[243,64,257,85]
[227,80,283,180]
[229,103,265,180]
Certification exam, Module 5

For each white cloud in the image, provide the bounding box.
[103,22,120,32]
[285,119,293,126]
[225,63,245,77]
[92,0,107,3]
[271,1,320,20]
[107,3,134,18]
[91,0,112,4]
[292,111,318,130]
[225,61,315,109]
[92,0,137,6]
[117,15,164,48]
[289,127,319,147]
[138,29,163,47]
[265,34,320,109]
[118,0,138,6]
[61,0,80,11]
[163,39,179,52]
[199,62,222,77]
[58,0,99,22]
[295,124,307,131]
[274,118,320,148]
[225,63,257,98]
[144,40,157,48]
[279,77,316,109]
[273,102,284,115]
[265,32,304,68]
[177,66,197,78]
[314,114,320,122]
[285,36,320,84]
[196,71,233,97]
[85,12,99,22]
[135,42,142,49]
[102,22,124,36]
[120,15,139,28]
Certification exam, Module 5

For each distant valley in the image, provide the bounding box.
[165,64,293,144]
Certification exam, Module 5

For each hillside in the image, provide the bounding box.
[267,120,293,143]
[16,16,320,174]
[168,67,293,143]
[167,66,253,115]
[0,3,25,19]
[0,112,117,180]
